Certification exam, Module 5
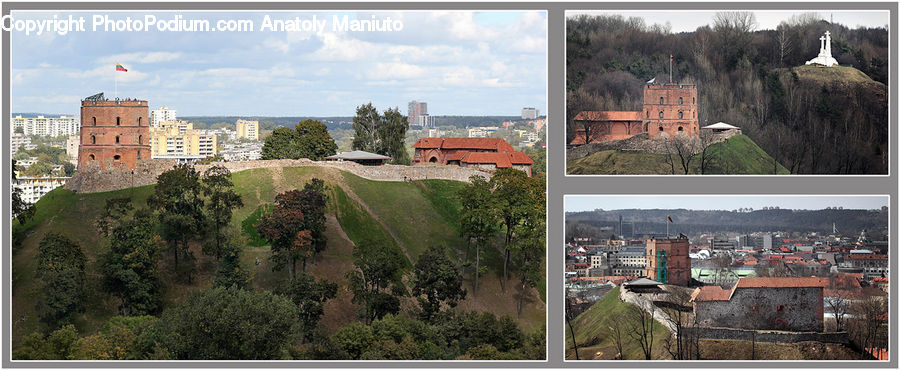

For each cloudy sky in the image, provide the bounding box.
[568,10,889,33]
[11,10,547,116]
[566,195,889,212]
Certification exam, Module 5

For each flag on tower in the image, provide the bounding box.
[667,215,673,223]
[669,54,673,62]
[115,63,128,72]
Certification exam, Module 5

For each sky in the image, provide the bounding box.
[565,195,889,212]
[567,10,889,33]
[11,10,547,116]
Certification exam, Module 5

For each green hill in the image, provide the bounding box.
[565,286,670,360]
[788,65,881,86]
[11,166,545,348]
[567,135,790,175]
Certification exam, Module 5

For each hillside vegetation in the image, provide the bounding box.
[567,135,790,175]
[11,166,545,357]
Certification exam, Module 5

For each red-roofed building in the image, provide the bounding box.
[412,137,534,176]
[570,83,699,145]
[691,277,825,332]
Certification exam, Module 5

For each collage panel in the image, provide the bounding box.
[565,10,889,175]
[564,195,890,361]
[8,9,548,361]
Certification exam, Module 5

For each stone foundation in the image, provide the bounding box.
[65,158,491,194]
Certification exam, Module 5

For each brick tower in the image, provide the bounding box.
[77,93,150,170]
[645,236,691,285]
[643,83,699,140]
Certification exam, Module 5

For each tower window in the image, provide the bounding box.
[678,111,684,119]
[92,117,97,126]
[646,111,649,118]
[137,151,142,159]
[91,135,96,144]
[116,136,120,144]
[693,97,695,104]
[138,117,142,126]
[89,154,95,161]
[116,117,120,126]
[658,126,664,131]
[660,97,664,104]
[138,135,142,144]
[113,155,121,161]
[679,97,683,104]
[678,126,683,132]
[659,111,663,119]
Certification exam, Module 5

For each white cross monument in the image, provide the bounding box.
[805,31,839,67]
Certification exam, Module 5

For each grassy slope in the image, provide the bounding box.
[567,135,790,175]
[788,65,878,85]
[12,166,545,348]
[565,287,670,360]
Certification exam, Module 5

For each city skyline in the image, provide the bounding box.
[11,10,547,116]
[566,195,889,212]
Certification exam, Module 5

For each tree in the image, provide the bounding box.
[376,107,411,165]
[96,197,134,237]
[153,286,299,360]
[825,292,851,332]
[212,229,251,290]
[201,165,243,260]
[332,322,375,360]
[346,239,407,324]
[257,190,314,279]
[847,297,888,355]
[412,246,467,322]
[457,175,499,297]
[298,178,329,257]
[627,300,657,360]
[510,177,545,316]
[490,168,533,293]
[36,233,86,329]
[12,325,79,360]
[260,120,338,160]
[351,103,380,152]
[664,135,701,175]
[276,273,337,341]
[606,314,627,360]
[101,209,162,316]
[70,315,159,360]
[660,288,701,360]
[149,164,206,278]
[11,159,34,223]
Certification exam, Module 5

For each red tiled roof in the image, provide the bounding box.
[735,277,826,289]
[412,137,515,152]
[873,277,889,283]
[461,152,533,168]
[690,286,731,302]
[445,151,468,161]
[846,254,888,260]
[574,111,643,121]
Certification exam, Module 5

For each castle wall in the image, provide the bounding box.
[694,287,825,332]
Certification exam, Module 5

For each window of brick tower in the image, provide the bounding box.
[679,97,683,104]
[646,111,649,118]
[92,117,96,126]
[660,97,664,104]
[139,135,142,144]
[678,111,683,119]
[116,117,120,126]
[89,154,95,160]
[678,126,683,132]
[137,151,141,160]
[91,135,96,144]
[114,155,121,161]
[658,126,663,131]
[116,136,120,144]
[659,111,663,119]
[138,117,142,126]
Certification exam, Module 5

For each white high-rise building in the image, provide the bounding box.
[150,106,177,127]
[521,107,540,120]
[11,115,79,137]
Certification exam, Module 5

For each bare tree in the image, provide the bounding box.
[661,288,701,360]
[565,299,581,360]
[627,300,657,360]
[848,297,888,356]
[664,135,701,174]
[607,314,627,360]
[698,130,720,174]
[776,24,794,67]
[825,291,851,332]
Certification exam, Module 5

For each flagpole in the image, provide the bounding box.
[115,69,118,99]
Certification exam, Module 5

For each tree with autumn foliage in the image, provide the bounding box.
[257,190,313,279]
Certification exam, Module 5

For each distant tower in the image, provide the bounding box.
[643,83,699,140]
[618,214,623,237]
[408,101,427,127]
[645,235,691,285]
[78,93,150,170]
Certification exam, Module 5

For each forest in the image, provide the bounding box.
[567,12,888,174]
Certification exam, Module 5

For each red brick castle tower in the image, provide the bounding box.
[643,83,699,140]
[77,93,150,169]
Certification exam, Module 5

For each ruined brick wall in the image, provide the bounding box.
[694,287,824,332]
[643,84,699,140]
[66,158,491,194]
[78,99,151,170]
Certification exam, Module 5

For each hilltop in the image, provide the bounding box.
[566,135,790,175]
[11,165,545,349]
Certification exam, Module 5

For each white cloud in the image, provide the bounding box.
[98,51,182,65]
[366,62,426,80]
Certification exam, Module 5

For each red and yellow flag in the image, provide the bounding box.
[115,63,128,72]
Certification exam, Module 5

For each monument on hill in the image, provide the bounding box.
[805,30,839,67]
